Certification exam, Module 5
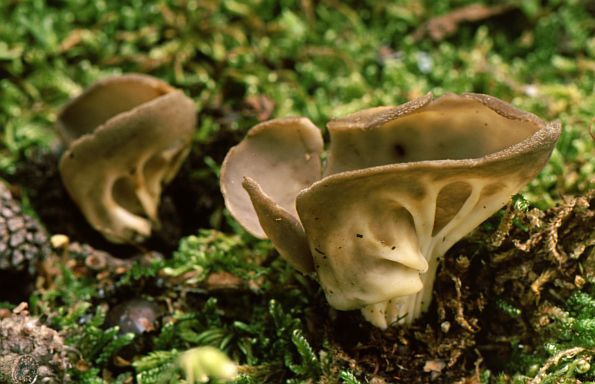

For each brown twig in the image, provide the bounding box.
[529,347,590,384]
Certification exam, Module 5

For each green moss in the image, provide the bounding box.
[1,0,593,383]
[499,296,595,382]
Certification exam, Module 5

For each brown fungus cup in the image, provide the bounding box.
[220,93,561,329]
[56,74,196,244]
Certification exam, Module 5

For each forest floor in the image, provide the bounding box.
[0,1,593,383]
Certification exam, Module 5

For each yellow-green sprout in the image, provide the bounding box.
[179,346,237,383]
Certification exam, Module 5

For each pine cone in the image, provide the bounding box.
[0,182,50,275]
[0,303,70,383]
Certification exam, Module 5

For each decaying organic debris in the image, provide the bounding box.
[0,182,50,302]
[412,4,516,42]
[0,182,50,275]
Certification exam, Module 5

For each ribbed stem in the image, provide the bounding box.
[363,256,440,328]
[413,256,440,321]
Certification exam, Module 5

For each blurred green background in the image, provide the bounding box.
[0,1,593,383]
[1,0,593,202]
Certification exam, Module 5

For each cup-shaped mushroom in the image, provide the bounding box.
[57,74,196,243]
[220,117,324,273]
[220,93,561,328]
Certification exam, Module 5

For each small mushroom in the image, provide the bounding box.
[57,74,196,243]
[220,93,561,329]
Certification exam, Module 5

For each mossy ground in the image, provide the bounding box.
[0,1,593,383]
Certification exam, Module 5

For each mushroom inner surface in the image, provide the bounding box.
[112,177,147,218]
[326,97,541,175]
[60,80,171,140]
